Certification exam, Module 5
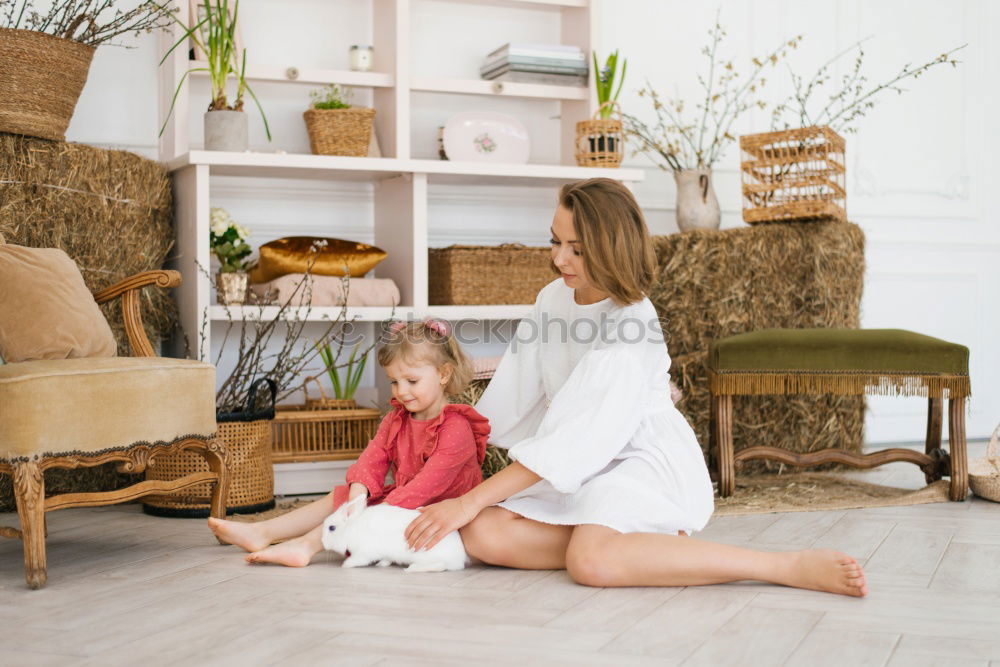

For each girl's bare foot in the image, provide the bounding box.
[784,549,868,597]
[207,517,271,553]
[245,535,319,568]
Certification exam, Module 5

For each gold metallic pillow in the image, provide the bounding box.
[249,237,387,283]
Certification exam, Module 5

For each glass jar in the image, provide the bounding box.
[349,45,373,72]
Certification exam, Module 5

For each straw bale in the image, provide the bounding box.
[650,220,866,472]
[0,132,174,512]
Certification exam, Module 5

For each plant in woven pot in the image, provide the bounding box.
[624,12,800,232]
[304,83,376,157]
[309,341,369,409]
[741,41,965,225]
[209,206,251,304]
[158,0,271,151]
[0,0,174,142]
[575,49,627,168]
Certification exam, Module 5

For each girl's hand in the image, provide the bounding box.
[348,482,368,502]
[405,497,478,552]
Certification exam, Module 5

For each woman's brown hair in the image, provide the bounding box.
[376,320,474,397]
[554,178,657,306]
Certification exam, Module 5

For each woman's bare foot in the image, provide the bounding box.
[207,517,271,553]
[784,549,868,597]
[245,535,320,568]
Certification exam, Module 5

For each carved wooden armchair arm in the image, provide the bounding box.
[92,270,181,358]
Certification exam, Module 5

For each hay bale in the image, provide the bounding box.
[650,220,866,472]
[0,133,175,513]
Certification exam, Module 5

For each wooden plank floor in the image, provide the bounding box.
[2,442,999,666]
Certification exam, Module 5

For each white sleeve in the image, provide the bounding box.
[472,300,547,449]
[506,343,649,494]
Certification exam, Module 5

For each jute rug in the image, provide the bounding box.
[230,474,950,522]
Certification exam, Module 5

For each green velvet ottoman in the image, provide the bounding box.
[707,329,971,501]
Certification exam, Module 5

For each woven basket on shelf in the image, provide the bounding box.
[303,375,358,410]
[429,243,553,305]
[969,423,1000,502]
[739,125,847,225]
[143,379,277,517]
[0,28,95,142]
[272,405,381,463]
[303,107,376,156]
[574,102,624,168]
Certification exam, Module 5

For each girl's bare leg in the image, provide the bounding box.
[460,507,573,569]
[207,493,337,552]
[245,525,325,568]
[565,524,868,597]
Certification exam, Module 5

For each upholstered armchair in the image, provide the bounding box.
[0,269,230,589]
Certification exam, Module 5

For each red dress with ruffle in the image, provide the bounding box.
[332,398,491,510]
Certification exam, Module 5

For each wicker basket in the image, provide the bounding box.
[272,405,381,463]
[143,379,277,517]
[303,107,376,156]
[575,102,624,168]
[969,423,1000,502]
[0,28,95,142]
[303,375,358,410]
[429,243,553,305]
[739,126,847,225]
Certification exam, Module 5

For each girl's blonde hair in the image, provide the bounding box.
[553,178,658,306]
[376,320,473,396]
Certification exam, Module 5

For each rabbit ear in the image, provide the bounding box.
[343,494,367,519]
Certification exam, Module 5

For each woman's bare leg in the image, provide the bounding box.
[246,525,325,568]
[460,507,573,569]
[565,524,868,597]
[207,493,337,552]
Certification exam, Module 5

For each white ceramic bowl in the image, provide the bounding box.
[442,111,530,164]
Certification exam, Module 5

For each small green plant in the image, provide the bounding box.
[317,340,367,400]
[593,49,627,119]
[209,207,251,273]
[157,0,270,139]
[310,83,353,110]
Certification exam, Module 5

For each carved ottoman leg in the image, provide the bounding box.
[13,461,47,589]
[713,394,736,497]
[948,398,968,501]
[202,438,231,524]
[924,397,943,483]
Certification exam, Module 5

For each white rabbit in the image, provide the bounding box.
[321,495,468,572]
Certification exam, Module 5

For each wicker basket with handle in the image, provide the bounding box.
[303,107,376,156]
[303,375,357,410]
[969,423,1000,502]
[429,243,553,305]
[574,102,624,168]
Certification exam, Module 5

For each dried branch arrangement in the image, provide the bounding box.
[770,39,966,134]
[0,0,174,47]
[625,11,801,171]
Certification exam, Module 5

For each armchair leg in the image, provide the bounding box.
[924,397,944,483]
[201,438,232,524]
[13,461,47,589]
[948,398,968,501]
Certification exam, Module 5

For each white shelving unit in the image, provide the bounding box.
[157,0,645,397]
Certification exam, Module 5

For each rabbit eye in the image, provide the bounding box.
[328,525,336,532]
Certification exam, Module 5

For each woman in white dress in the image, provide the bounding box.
[405,178,868,597]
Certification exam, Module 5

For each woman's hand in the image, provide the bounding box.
[405,496,478,552]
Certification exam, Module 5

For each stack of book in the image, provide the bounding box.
[480,42,588,87]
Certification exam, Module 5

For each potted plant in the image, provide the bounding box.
[158,0,270,151]
[303,83,376,157]
[0,0,174,142]
[210,206,252,304]
[310,341,369,409]
[575,49,627,167]
[624,13,800,232]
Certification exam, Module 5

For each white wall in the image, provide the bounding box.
[65,0,999,443]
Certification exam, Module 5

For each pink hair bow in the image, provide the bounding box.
[387,318,451,337]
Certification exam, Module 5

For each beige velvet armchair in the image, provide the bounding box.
[0,270,230,589]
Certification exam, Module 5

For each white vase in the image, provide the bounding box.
[674,168,721,232]
[204,110,248,152]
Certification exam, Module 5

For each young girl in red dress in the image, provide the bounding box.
[208,318,490,567]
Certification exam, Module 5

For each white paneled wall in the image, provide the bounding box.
[65,0,999,443]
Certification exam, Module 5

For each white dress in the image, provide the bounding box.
[473,278,715,534]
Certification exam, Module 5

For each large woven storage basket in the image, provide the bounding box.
[969,423,1000,502]
[303,107,376,156]
[272,405,381,463]
[739,126,847,225]
[429,244,553,305]
[0,28,95,142]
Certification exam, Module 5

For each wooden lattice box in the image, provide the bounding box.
[271,406,381,463]
[740,126,847,224]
